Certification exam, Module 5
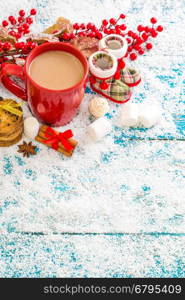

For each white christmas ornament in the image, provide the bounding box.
[89,97,110,118]
[138,104,162,128]
[120,102,140,127]
[24,117,40,139]
[87,117,112,142]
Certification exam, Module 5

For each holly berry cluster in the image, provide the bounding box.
[0,9,37,62]
[126,17,163,60]
[0,9,163,65]
[60,15,163,62]
[2,8,37,38]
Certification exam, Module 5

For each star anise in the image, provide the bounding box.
[17,141,37,157]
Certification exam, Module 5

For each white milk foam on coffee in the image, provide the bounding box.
[29,50,84,90]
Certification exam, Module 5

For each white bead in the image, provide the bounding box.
[89,97,109,118]
[87,117,112,142]
[24,117,40,140]
[139,104,162,128]
[120,102,140,127]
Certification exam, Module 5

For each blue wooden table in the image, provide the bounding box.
[0,0,185,277]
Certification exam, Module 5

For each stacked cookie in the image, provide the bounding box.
[0,98,23,147]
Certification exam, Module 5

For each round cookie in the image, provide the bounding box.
[0,99,23,146]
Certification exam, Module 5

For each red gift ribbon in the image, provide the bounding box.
[43,127,74,152]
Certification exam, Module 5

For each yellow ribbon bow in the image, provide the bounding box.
[0,99,23,117]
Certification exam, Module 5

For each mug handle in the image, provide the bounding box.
[0,63,27,101]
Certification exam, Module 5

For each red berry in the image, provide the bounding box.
[8,16,14,22]
[87,23,94,30]
[120,24,127,31]
[23,23,29,30]
[130,53,137,60]
[96,32,103,39]
[88,32,95,38]
[2,20,8,27]
[80,23,86,30]
[70,33,76,39]
[26,17,33,24]
[91,25,97,32]
[24,29,30,34]
[62,33,70,40]
[151,30,158,38]
[133,43,140,51]
[114,71,120,80]
[73,23,80,30]
[27,41,36,49]
[138,48,145,55]
[19,10,25,17]
[128,46,133,52]
[149,27,154,34]
[157,25,163,32]
[128,31,133,37]
[120,14,126,19]
[110,29,116,34]
[11,19,17,25]
[115,28,121,35]
[22,44,28,52]
[18,26,24,33]
[9,30,16,36]
[145,26,150,33]
[15,33,22,39]
[14,42,23,49]
[77,31,85,37]
[2,42,11,51]
[30,43,36,49]
[132,33,139,40]
[146,43,153,50]
[30,9,37,15]
[137,37,143,44]
[18,16,24,23]
[150,17,157,24]
[109,18,116,25]
[119,60,125,69]
[102,19,108,26]
[104,28,110,34]
[19,42,25,49]
[141,32,148,41]
[100,80,108,90]
[137,25,144,32]
[126,38,131,44]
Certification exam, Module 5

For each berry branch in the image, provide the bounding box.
[2,9,37,39]
[0,9,163,66]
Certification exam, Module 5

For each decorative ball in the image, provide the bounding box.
[89,97,110,118]
[24,117,40,139]
[120,102,140,127]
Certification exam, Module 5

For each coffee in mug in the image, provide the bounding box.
[29,50,84,90]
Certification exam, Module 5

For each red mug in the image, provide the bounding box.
[0,42,89,126]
